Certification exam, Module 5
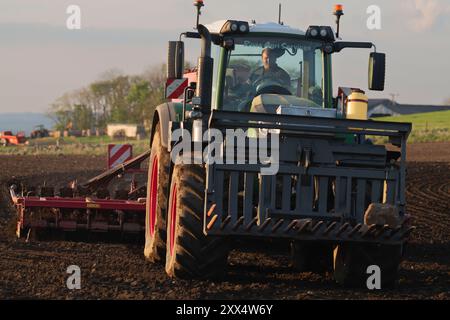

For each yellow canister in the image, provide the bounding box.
[346,90,368,120]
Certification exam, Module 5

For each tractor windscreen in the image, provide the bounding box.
[222,37,324,111]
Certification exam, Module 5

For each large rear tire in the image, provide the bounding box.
[144,126,170,263]
[165,164,229,279]
[333,243,403,288]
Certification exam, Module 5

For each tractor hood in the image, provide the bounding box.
[250,94,336,118]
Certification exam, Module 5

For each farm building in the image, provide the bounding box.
[368,99,450,118]
[106,124,146,138]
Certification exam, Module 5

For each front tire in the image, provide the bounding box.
[333,243,403,288]
[165,164,229,279]
[144,126,170,263]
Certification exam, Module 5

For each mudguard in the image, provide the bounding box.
[149,102,181,149]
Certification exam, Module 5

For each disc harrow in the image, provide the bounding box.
[10,151,150,240]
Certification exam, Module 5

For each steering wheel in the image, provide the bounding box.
[255,84,291,96]
[236,77,291,112]
[252,76,291,96]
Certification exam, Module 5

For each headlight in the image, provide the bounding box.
[239,23,248,33]
[220,20,250,34]
[306,25,335,41]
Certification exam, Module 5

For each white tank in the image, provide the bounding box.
[346,90,368,120]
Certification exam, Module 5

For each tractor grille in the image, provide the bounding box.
[203,110,413,244]
[204,164,410,243]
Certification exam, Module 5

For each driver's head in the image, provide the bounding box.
[262,48,277,71]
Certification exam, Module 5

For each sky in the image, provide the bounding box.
[1,0,450,113]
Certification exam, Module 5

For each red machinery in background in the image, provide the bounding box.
[0,131,26,146]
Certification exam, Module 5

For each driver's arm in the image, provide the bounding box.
[248,67,263,85]
[279,69,291,87]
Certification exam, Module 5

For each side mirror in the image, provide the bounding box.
[167,41,184,79]
[368,52,385,91]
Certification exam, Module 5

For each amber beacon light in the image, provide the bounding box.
[333,4,344,38]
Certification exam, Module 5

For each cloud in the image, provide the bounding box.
[407,0,450,32]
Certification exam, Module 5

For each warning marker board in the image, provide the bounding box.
[165,78,188,100]
[107,144,133,169]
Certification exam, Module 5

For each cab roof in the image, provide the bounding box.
[205,20,306,36]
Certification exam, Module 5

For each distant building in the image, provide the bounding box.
[106,124,146,139]
[368,99,450,118]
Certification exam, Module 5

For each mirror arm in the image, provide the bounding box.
[180,31,223,45]
[333,41,374,53]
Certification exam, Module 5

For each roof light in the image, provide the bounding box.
[306,26,335,41]
[334,4,343,14]
[193,0,205,29]
[309,27,319,37]
[333,4,344,38]
[220,20,250,34]
[239,23,249,33]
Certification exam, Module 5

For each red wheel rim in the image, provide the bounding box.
[169,183,177,256]
[148,155,158,237]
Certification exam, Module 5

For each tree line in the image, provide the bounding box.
[48,65,167,131]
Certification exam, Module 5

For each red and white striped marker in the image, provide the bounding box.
[107,144,133,169]
[165,78,188,100]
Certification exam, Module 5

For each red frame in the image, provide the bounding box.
[13,196,145,211]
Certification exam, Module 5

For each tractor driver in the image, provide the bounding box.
[248,48,291,88]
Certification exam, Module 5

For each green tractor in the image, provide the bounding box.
[144,2,413,287]
[30,125,50,139]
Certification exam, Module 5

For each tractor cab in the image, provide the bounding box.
[166,5,386,123]
[208,21,329,113]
